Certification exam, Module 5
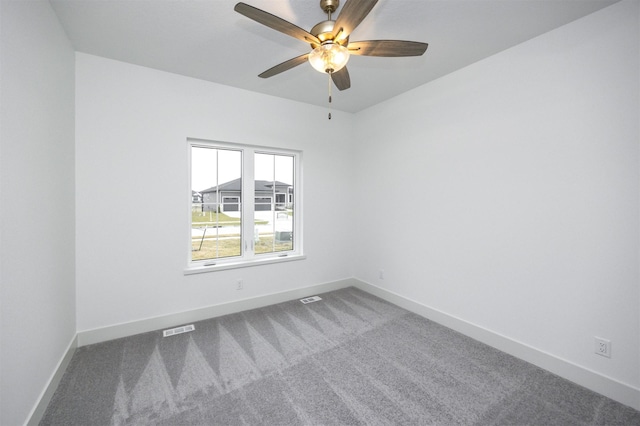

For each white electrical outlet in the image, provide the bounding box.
[236,279,243,290]
[379,270,384,280]
[594,337,611,358]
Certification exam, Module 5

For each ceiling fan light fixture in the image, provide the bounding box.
[308,42,350,74]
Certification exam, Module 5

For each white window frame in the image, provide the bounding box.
[185,138,304,274]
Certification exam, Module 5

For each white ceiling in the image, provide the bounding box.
[50,0,620,113]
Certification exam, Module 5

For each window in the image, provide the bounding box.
[187,139,303,272]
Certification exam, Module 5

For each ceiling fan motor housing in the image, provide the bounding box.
[311,20,335,43]
[310,20,349,47]
[314,0,349,46]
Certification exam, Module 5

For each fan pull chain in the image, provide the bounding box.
[328,72,332,120]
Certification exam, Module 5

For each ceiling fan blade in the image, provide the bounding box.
[235,2,320,45]
[258,53,310,79]
[348,40,428,57]
[333,0,378,43]
[331,67,351,91]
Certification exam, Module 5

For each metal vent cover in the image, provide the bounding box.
[300,296,322,304]
[163,324,195,337]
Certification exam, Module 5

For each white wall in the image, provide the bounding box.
[0,1,76,425]
[75,54,355,332]
[353,0,639,398]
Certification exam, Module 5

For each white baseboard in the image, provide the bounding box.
[26,334,78,426]
[77,278,357,347]
[352,279,640,411]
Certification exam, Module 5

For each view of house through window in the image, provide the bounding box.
[254,152,294,254]
[190,141,299,267]
[191,146,242,260]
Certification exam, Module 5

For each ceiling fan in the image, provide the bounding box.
[234,0,429,92]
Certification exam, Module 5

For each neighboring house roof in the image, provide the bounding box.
[200,178,290,194]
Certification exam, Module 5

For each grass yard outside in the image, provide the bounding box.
[192,235,292,260]
[192,210,268,225]
[191,209,292,261]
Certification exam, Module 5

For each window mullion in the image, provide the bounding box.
[243,149,256,259]
[271,154,276,252]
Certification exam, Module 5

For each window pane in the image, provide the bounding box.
[254,153,294,254]
[191,146,242,261]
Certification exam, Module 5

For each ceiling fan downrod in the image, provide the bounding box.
[320,0,339,20]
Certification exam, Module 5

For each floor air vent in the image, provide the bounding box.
[300,296,322,304]
[163,324,195,337]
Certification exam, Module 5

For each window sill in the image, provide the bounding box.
[184,253,306,275]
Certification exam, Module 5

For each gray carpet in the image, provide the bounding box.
[41,287,640,425]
